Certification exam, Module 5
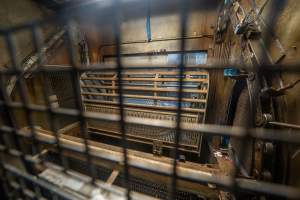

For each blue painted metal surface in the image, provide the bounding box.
[224,0,232,5]
[167,52,207,66]
[146,2,152,42]
[224,68,240,77]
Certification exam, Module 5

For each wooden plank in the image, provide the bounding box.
[106,170,119,185]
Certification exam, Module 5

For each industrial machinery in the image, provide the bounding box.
[0,0,300,200]
[81,69,209,156]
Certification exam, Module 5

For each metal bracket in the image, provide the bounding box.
[260,79,300,98]
[153,140,163,156]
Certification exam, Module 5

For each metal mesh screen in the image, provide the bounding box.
[0,0,300,200]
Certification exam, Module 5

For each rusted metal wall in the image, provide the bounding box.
[227,0,300,187]
[0,0,59,67]
[263,0,300,187]
[77,0,219,63]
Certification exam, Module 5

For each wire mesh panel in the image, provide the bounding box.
[0,0,300,200]
[81,69,209,155]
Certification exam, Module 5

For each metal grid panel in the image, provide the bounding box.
[81,70,208,112]
[0,0,299,200]
[81,69,208,154]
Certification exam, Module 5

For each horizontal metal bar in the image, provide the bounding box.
[3,164,81,200]
[14,127,300,199]
[88,130,200,154]
[82,92,206,103]
[2,101,300,143]
[81,77,208,82]
[83,99,205,113]
[236,179,300,199]
[99,34,213,48]
[81,85,208,93]
[4,163,157,200]
[85,104,199,118]
[1,63,300,79]
[85,70,208,76]
[268,121,300,129]
[0,0,299,199]
[88,126,201,151]
[19,127,219,181]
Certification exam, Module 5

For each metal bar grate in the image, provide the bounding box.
[0,0,300,200]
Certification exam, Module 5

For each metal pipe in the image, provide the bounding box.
[99,34,213,50]
[268,121,300,130]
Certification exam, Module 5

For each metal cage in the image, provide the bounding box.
[0,0,300,200]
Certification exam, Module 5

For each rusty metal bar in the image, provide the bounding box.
[81,85,208,93]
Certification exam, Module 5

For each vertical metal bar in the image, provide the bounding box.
[1,1,300,199]
[170,0,188,199]
[0,76,28,197]
[113,0,131,199]
[51,191,59,200]
[4,32,40,158]
[18,177,30,200]
[4,29,43,199]
[64,19,97,183]
[31,25,70,172]
[0,140,9,200]
[1,33,33,174]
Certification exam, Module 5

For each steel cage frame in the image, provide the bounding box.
[0,0,300,200]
